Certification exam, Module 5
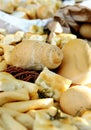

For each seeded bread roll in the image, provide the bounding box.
[9,40,63,70]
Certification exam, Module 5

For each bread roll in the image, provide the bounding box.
[79,23,91,39]
[0,0,15,13]
[9,40,63,70]
[60,85,91,116]
[36,5,54,19]
[57,39,91,85]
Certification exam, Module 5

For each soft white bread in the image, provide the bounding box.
[57,39,91,85]
[60,85,91,116]
[9,40,63,70]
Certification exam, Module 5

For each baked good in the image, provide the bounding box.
[36,5,54,19]
[79,23,91,39]
[57,39,91,85]
[35,67,72,101]
[0,0,15,13]
[60,85,91,116]
[9,40,63,70]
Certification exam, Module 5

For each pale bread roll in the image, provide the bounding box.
[0,0,15,13]
[9,40,63,70]
[36,5,54,19]
[79,23,91,39]
[57,39,91,85]
[60,85,91,116]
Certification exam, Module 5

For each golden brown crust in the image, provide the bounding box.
[10,40,63,70]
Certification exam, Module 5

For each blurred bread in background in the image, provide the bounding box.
[0,0,62,19]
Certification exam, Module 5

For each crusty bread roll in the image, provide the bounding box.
[57,39,91,85]
[60,85,91,116]
[79,23,91,39]
[9,40,63,70]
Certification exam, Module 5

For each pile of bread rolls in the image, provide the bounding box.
[0,0,61,19]
[54,5,91,39]
[0,1,91,129]
[57,38,91,116]
[7,38,91,116]
[1,23,91,118]
[8,37,91,86]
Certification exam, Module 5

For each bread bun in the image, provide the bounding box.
[57,39,91,85]
[0,0,15,13]
[9,40,63,70]
[36,5,54,19]
[79,23,91,39]
[60,85,91,116]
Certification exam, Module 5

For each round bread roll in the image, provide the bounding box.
[57,39,91,85]
[36,5,54,19]
[60,85,91,116]
[79,23,91,39]
[9,40,63,70]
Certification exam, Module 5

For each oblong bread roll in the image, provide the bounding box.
[10,40,63,70]
[57,39,91,85]
[60,85,91,116]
